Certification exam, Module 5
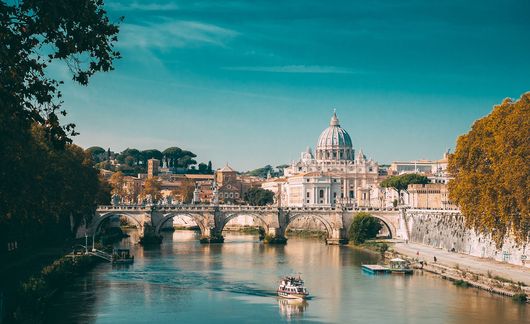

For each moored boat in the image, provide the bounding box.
[277,275,309,300]
[389,258,413,274]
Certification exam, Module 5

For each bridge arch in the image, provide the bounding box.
[370,215,396,239]
[155,213,206,236]
[219,213,270,233]
[284,213,333,239]
[92,212,143,236]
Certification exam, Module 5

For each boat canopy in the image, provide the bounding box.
[390,258,406,263]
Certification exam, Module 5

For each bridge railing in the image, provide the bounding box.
[96,204,404,213]
[88,249,112,262]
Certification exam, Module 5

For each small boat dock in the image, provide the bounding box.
[362,264,391,274]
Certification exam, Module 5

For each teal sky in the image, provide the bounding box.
[58,0,530,170]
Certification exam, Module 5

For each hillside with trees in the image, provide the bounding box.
[90,146,212,176]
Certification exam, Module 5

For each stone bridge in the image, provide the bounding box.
[86,205,405,245]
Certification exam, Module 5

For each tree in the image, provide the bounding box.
[142,177,162,202]
[207,161,213,174]
[162,147,183,167]
[0,1,120,252]
[276,164,290,177]
[96,175,112,205]
[117,148,141,165]
[448,93,530,245]
[109,172,125,197]
[348,212,383,244]
[380,173,429,203]
[86,146,106,163]
[198,163,208,174]
[172,179,194,203]
[0,0,121,146]
[140,149,163,166]
[244,188,274,206]
[246,165,275,178]
[162,147,197,168]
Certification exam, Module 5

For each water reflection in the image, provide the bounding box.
[278,298,308,319]
[44,231,528,324]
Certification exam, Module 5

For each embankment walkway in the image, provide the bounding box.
[392,242,530,286]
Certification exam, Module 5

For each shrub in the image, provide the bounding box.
[512,293,527,303]
[454,280,470,288]
[348,213,383,244]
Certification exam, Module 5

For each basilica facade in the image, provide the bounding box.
[263,112,381,208]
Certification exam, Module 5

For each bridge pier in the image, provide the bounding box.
[199,227,224,244]
[326,228,348,245]
[139,220,162,245]
[263,227,287,244]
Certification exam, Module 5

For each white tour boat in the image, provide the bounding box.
[277,275,309,300]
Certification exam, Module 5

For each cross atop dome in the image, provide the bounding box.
[330,109,340,126]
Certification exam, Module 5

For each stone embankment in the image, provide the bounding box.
[385,245,529,303]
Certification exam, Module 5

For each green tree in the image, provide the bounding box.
[96,175,112,205]
[117,148,141,165]
[0,0,120,251]
[86,146,106,163]
[140,149,163,166]
[198,163,208,174]
[244,188,274,206]
[207,161,213,174]
[162,147,197,168]
[380,173,429,203]
[0,0,121,146]
[348,212,383,244]
[276,164,289,176]
[246,165,275,178]
[448,93,530,245]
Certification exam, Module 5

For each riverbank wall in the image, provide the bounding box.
[385,248,529,303]
[404,209,529,268]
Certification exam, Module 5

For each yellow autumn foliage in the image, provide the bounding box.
[448,93,530,246]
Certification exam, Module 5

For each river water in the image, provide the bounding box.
[45,231,528,323]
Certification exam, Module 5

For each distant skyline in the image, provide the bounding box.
[56,0,530,170]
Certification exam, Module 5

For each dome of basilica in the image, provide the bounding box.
[316,111,354,161]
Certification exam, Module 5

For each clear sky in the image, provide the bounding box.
[58,0,530,171]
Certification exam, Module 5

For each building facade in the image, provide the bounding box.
[265,112,381,208]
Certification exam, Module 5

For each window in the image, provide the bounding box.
[307,200,310,203]
[349,191,354,198]
[319,189,324,198]
[229,193,233,198]
[306,192,310,198]
[333,192,337,198]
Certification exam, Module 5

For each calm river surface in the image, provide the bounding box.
[45,231,528,323]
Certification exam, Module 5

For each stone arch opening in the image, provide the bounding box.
[155,213,205,236]
[93,213,143,236]
[220,213,270,236]
[284,213,333,240]
[371,216,395,239]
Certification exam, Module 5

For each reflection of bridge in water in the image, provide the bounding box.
[85,205,406,244]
